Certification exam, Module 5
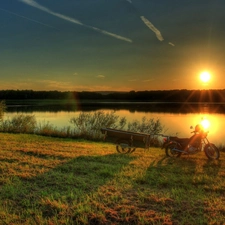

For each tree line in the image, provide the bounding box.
[0,89,225,102]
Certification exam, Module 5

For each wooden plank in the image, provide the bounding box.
[101,128,151,148]
[101,128,150,138]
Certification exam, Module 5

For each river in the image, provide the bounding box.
[4,102,225,145]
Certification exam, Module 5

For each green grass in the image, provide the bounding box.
[0,133,225,225]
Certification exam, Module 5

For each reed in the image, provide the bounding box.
[0,100,6,121]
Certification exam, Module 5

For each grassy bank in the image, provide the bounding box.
[0,133,225,224]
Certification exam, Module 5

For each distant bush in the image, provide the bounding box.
[0,101,6,121]
[36,121,74,138]
[0,111,164,146]
[127,116,163,134]
[70,111,127,139]
[0,114,37,133]
[69,111,163,142]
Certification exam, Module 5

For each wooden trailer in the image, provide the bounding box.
[101,127,155,153]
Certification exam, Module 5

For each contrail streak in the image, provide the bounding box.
[19,0,132,43]
[124,0,167,43]
[140,16,164,41]
[169,42,175,47]
[0,7,57,29]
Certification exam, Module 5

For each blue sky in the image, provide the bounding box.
[1,0,225,91]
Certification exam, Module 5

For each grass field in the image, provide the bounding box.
[0,133,225,225]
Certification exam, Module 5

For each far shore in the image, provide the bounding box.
[4,99,225,114]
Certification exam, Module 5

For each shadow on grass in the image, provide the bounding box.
[133,156,224,224]
[16,149,69,160]
[0,153,135,220]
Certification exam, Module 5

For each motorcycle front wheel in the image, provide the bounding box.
[165,142,182,158]
[204,143,220,160]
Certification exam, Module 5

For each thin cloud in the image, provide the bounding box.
[34,79,76,91]
[169,42,175,46]
[96,75,105,78]
[125,0,175,45]
[90,26,132,43]
[0,7,57,29]
[19,0,132,43]
[0,79,72,91]
[140,16,164,41]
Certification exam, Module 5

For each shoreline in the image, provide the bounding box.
[4,99,225,114]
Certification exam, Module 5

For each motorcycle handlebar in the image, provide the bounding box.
[191,130,209,134]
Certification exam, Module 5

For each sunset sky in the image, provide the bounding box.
[1,0,225,91]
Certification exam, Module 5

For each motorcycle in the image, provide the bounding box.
[162,124,220,160]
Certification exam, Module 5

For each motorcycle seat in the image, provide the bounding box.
[170,137,189,143]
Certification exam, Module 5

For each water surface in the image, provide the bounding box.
[4,102,225,145]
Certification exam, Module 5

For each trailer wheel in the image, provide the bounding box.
[116,139,135,153]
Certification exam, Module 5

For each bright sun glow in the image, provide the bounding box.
[201,118,210,130]
[200,71,211,83]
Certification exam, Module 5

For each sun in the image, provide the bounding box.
[200,71,211,83]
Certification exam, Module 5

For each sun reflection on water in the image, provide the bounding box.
[4,108,224,145]
[201,118,210,130]
[192,115,220,140]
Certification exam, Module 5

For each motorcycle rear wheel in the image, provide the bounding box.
[165,143,182,158]
[204,143,220,160]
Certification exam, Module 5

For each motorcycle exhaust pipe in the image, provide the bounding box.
[171,147,188,154]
